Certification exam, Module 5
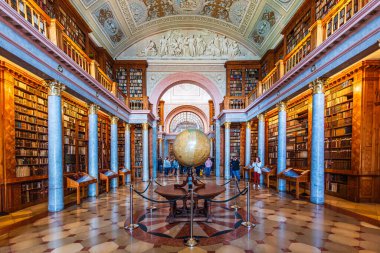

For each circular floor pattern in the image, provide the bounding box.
[126,205,255,246]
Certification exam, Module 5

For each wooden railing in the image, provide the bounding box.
[284,33,312,73]
[129,96,150,110]
[117,88,127,104]
[322,0,363,39]
[4,0,50,37]
[248,87,259,104]
[62,33,91,74]
[95,66,113,93]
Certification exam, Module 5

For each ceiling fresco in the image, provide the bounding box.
[70,0,304,58]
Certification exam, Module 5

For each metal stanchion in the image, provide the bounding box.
[147,177,157,211]
[185,189,197,247]
[230,177,241,210]
[242,182,255,228]
[125,184,139,231]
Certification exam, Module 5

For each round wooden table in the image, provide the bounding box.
[155,183,226,223]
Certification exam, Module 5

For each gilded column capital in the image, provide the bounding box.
[142,123,149,130]
[246,121,251,129]
[125,123,130,131]
[46,80,65,96]
[88,103,99,115]
[312,79,325,94]
[110,116,119,125]
[257,114,265,122]
[224,122,231,129]
[277,101,287,112]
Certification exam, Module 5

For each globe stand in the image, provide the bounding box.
[174,167,205,191]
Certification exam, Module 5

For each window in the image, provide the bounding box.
[170,112,204,133]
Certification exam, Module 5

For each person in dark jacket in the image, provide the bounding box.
[231,156,241,181]
[158,157,163,174]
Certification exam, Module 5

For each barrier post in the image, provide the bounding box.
[185,189,197,247]
[147,177,157,211]
[230,177,241,210]
[125,184,139,231]
[242,182,255,228]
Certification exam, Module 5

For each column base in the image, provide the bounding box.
[88,184,97,197]
[310,196,324,205]
[278,179,286,192]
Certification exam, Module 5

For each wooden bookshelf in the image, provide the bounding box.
[98,113,110,170]
[285,9,311,54]
[230,124,241,160]
[118,122,125,169]
[286,97,309,168]
[267,114,278,166]
[131,124,143,179]
[62,96,88,174]
[315,0,341,20]
[114,61,148,110]
[250,120,258,162]
[225,61,260,109]
[14,80,48,178]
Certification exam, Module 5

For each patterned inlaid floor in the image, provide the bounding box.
[1,176,380,253]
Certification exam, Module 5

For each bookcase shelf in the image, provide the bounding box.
[114,61,147,110]
[225,61,260,109]
[57,7,86,50]
[267,114,278,166]
[14,80,48,178]
[98,115,110,170]
[62,97,88,174]
[118,122,125,169]
[230,124,241,160]
[286,99,309,167]
[250,120,258,161]
[131,124,143,178]
[286,10,311,54]
[324,79,353,171]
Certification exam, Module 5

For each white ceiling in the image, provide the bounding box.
[71,0,304,59]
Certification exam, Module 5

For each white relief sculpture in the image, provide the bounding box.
[136,30,250,59]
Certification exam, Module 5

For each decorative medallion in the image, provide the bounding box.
[250,5,280,46]
[229,0,249,26]
[128,0,148,25]
[93,3,126,46]
[173,0,205,15]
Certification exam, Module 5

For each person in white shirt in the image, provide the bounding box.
[251,157,262,189]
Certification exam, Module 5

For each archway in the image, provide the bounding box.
[149,72,223,119]
[165,105,209,134]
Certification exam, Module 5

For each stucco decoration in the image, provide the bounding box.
[119,29,256,60]
[173,0,205,15]
[276,0,294,11]
[249,5,280,46]
[201,72,226,95]
[80,0,97,9]
[229,0,249,26]
[128,0,148,24]
[93,3,126,46]
[147,72,172,95]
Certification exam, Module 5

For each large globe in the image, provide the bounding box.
[173,129,211,167]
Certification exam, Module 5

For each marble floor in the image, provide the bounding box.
[1,176,380,253]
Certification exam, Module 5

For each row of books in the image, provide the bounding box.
[324,137,352,148]
[325,149,351,159]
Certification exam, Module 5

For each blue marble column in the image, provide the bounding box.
[215,120,221,177]
[277,102,287,192]
[88,104,98,197]
[158,138,163,159]
[245,122,251,179]
[142,123,149,182]
[125,124,131,183]
[311,80,325,204]
[258,114,265,185]
[152,121,158,179]
[224,122,231,179]
[164,138,168,158]
[110,116,118,188]
[47,81,64,212]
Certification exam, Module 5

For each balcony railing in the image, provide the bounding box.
[62,33,91,74]
[284,33,312,73]
[129,96,150,110]
[95,66,113,93]
[4,0,50,37]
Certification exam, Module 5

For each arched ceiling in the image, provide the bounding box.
[71,0,304,59]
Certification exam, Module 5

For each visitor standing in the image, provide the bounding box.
[163,157,171,176]
[252,157,262,189]
[204,157,212,177]
[158,157,163,174]
[231,156,241,181]
[172,159,179,176]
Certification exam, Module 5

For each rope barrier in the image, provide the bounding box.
[221,179,233,186]
[134,180,151,194]
[195,187,248,203]
[235,180,248,195]
[154,180,162,186]
[133,188,187,204]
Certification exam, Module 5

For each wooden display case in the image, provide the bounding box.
[66,172,97,205]
[99,169,118,193]
[277,167,310,199]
